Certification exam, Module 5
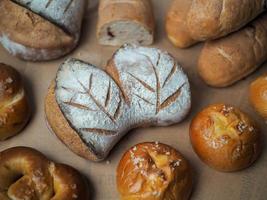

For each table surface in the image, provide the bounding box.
[0,0,267,199]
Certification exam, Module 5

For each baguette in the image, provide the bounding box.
[97,0,155,46]
[166,0,265,48]
[198,14,267,87]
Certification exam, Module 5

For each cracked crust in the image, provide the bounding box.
[198,14,267,87]
[45,82,100,161]
[190,104,262,172]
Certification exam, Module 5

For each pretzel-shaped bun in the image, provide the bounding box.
[0,63,30,140]
[190,104,262,172]
[117,142,193,200]
[0,147,89,200]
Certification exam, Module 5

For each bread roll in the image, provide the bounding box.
[190,104,261,172]
[0,63,30,141]
[97,0,155,46]
[198,14,267,87]
[165,0,197,48]
[117,142,193,200]
[45,44,191,161]
[166,0,265,48]
[0,147,89,199]
[250,74,267,119]
[0,0,85,61]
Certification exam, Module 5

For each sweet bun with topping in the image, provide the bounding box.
[116,142,193,200]
[190,104,261,172]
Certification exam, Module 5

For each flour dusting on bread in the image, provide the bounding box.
[55,45,191,160]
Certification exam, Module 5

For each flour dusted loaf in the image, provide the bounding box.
[45,44,191,161]
[198,14,267,87]
[117,142,193,200]
[97,0,155,46]
[0,63,30,141]
[0,0,85,61]
[0,147,89,200]
[166,0,265,48]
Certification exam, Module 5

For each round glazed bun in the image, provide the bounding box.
[117,142,193,200]
[190,104,261,172]
[0,147,89,199]
[250,74,267,119]
[0,63,30,140]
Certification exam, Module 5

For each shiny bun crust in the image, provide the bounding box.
[117,142,193,200]
[0,147,89,200]
[250,74,267,119]
[190,104,261,172]
[0,63,30,140]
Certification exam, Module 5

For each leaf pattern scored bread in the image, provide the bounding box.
[53,44,191,160]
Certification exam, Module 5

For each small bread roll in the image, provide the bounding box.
[97,0,155,46]
[190,104,261,172]
[250,74,267,119]
[117,142,193,200]
[0,147,89,199]
[198,14,267,87]
[0,63,30,140]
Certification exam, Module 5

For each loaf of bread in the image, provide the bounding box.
[97,0,155,46]
[0,63,30,141]
[198,14,267,87]
[190,104,261,172]
[45,44,191,161]
[250,74,267,119]
[0,0,85,61]
[117,142,193,200]
[0,147,89,199]
[166,0,265,48]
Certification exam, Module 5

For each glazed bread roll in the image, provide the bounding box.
[45,44,191,161]
[0,0,85,61]
[97,0,155,46]
[198,14,267,87]
[117,142,193,200]
[250,74,267,119]
[190,104,261,172]
[0,63,30,141]
[166,0,265,48]
[0,147,89,200]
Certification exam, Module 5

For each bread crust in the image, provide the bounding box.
[45,82,100,161]
[190,104,262,172]
[0,146,89,199]
[97,0,155,46]
[165,0,196,48]
[0,0,84,61]
[0,63,30,141]
[198,14,267,87]
[166,0,265,48]
[250,74,267,119]
[117,142,193,200]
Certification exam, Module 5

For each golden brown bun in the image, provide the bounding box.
[0,63,30,141]
[117,142,193,200]
[0,146,89,200]
[45,82,99,161]
[190,104,261,172]
[165,0,197,48]
[250,74,267,119]
[198,14,267,87]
